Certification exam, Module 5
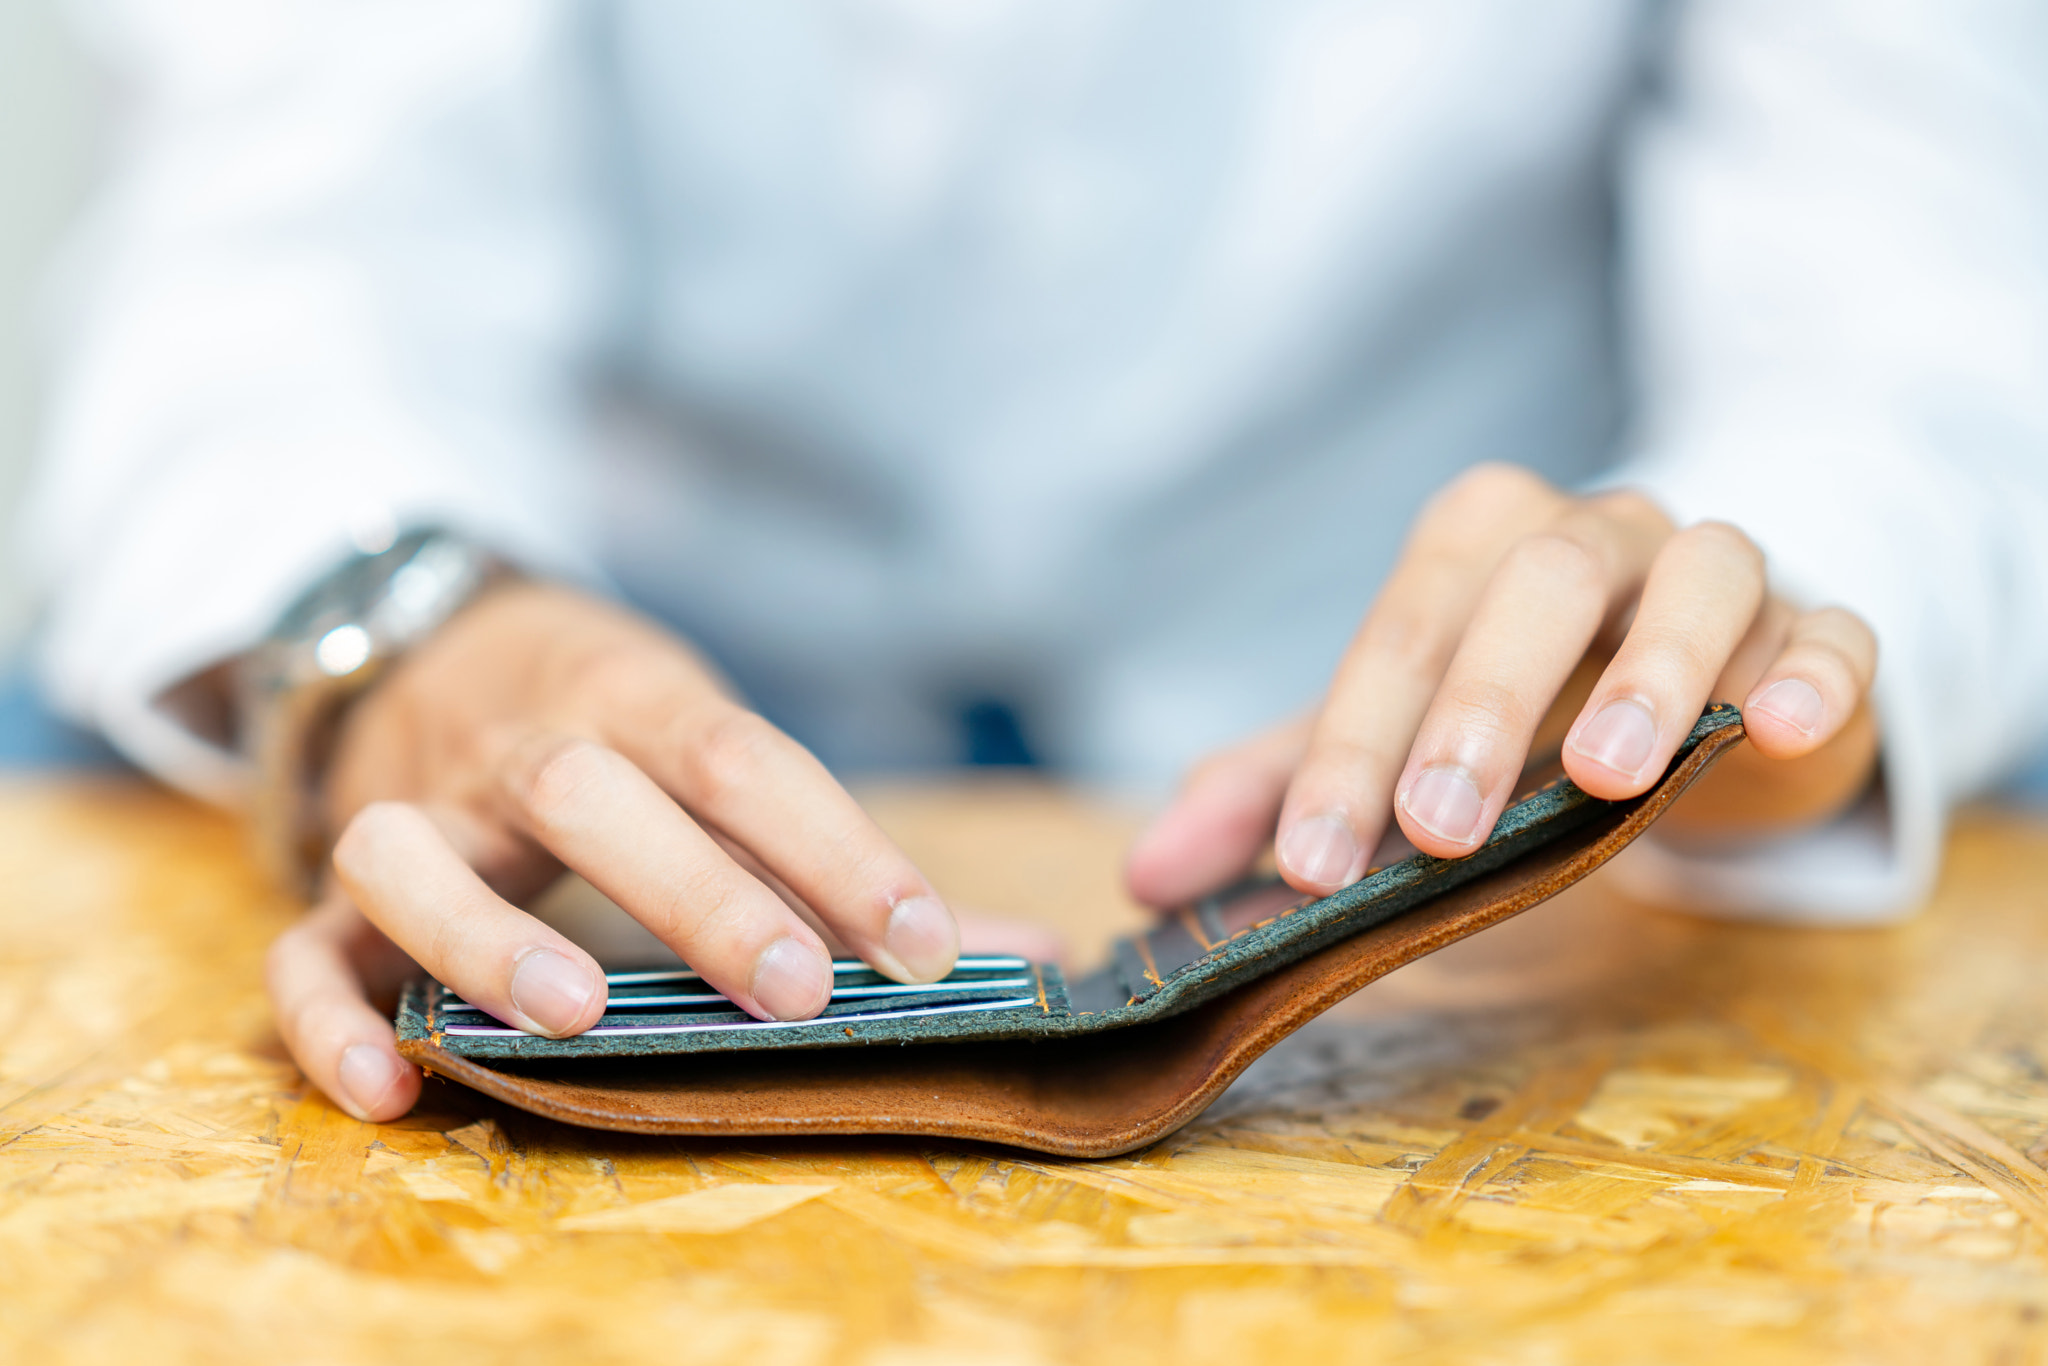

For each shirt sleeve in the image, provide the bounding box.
[1606,0,2048,920]
[22,0,613,802]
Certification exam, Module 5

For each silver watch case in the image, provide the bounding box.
[238,529,507,895]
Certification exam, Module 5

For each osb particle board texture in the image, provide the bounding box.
[2,775,2047,1365]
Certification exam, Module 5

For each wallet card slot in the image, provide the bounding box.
[437,996,1039,1038]
[432,977,1043,1035]
[1063,964,1134,1015]
[1032,963,1071,1016]
[1111,939,1159,1001]
[438,975,1036,1015]
[1139,915,1210,981]
[601,955,1030,987]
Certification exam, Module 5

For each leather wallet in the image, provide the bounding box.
[398,705,1743,1156]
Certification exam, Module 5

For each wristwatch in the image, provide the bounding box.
[238,527,510,896]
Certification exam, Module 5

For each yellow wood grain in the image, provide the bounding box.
[2,774,2047,1364]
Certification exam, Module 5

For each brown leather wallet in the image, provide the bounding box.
[399,707,1743,1157]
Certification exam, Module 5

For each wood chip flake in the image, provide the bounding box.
[1454,1197,1667,1250]
[0,1170,265,1234]
[557,1183,838,1234]
[395,1167,476,1202]
[1575,1067,1794,1148]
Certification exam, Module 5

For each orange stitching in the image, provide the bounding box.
[1133,937,1164,988]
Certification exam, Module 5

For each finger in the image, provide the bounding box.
[495,734,839,1018]
[1276,466,1580,892]
[264,896,423,1123]
[1389,495,1673,859]
[1125,716,1311,908]
[607,701,959,985]
[332,801,613,1035]
[1562,521,1768,801]
[1741,606,1879,760]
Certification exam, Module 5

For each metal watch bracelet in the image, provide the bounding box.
[237,528,511,897]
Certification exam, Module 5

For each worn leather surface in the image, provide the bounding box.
[399,711,1744,1156]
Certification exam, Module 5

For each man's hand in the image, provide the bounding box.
[1126,464,1881,908]
[265,581,967,1122]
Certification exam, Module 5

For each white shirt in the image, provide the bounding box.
[24,0,2048,920]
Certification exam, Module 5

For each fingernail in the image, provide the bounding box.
[1752,678,1825,736]
[509,948,600,1036]
[1402,767,1485,846]
[1569,699,1659,780]
[337,1044,407,1122]
[749,937,832,1020]
[1277,814,1364,889]
[884,894,959,982]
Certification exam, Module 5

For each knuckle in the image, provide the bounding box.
[1416,463,1554,542]
[524,737,602,810]
[1300,736,1400,792]
[1439,676,1538,746]
[559,640,661,712]
[682,709,782,807]
[1799,663,1852,704]
[1449,461,1552,510]
[1625,617,1724,682]
[1803,604,1856,632]
[1799,636,1864,690]
[421,911,468,976]
[1681,520,1765,575]
[650,866,748,951]
[1503,531,1608,595]
[1808,605,1878,654]
[1361,605,1455,675]
[1587,488,1670,534]
[331,801,411,882]
[506,735,611,829]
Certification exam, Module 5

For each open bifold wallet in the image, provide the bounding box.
[398,705,1743,1157]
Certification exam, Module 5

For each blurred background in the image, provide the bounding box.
[4,0,2044,802]
[0,0,118,763]
[0,0,92,648]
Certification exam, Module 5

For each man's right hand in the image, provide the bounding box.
[264,581,968,1122]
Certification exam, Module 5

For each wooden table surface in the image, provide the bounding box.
[4,776,2047,1365]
